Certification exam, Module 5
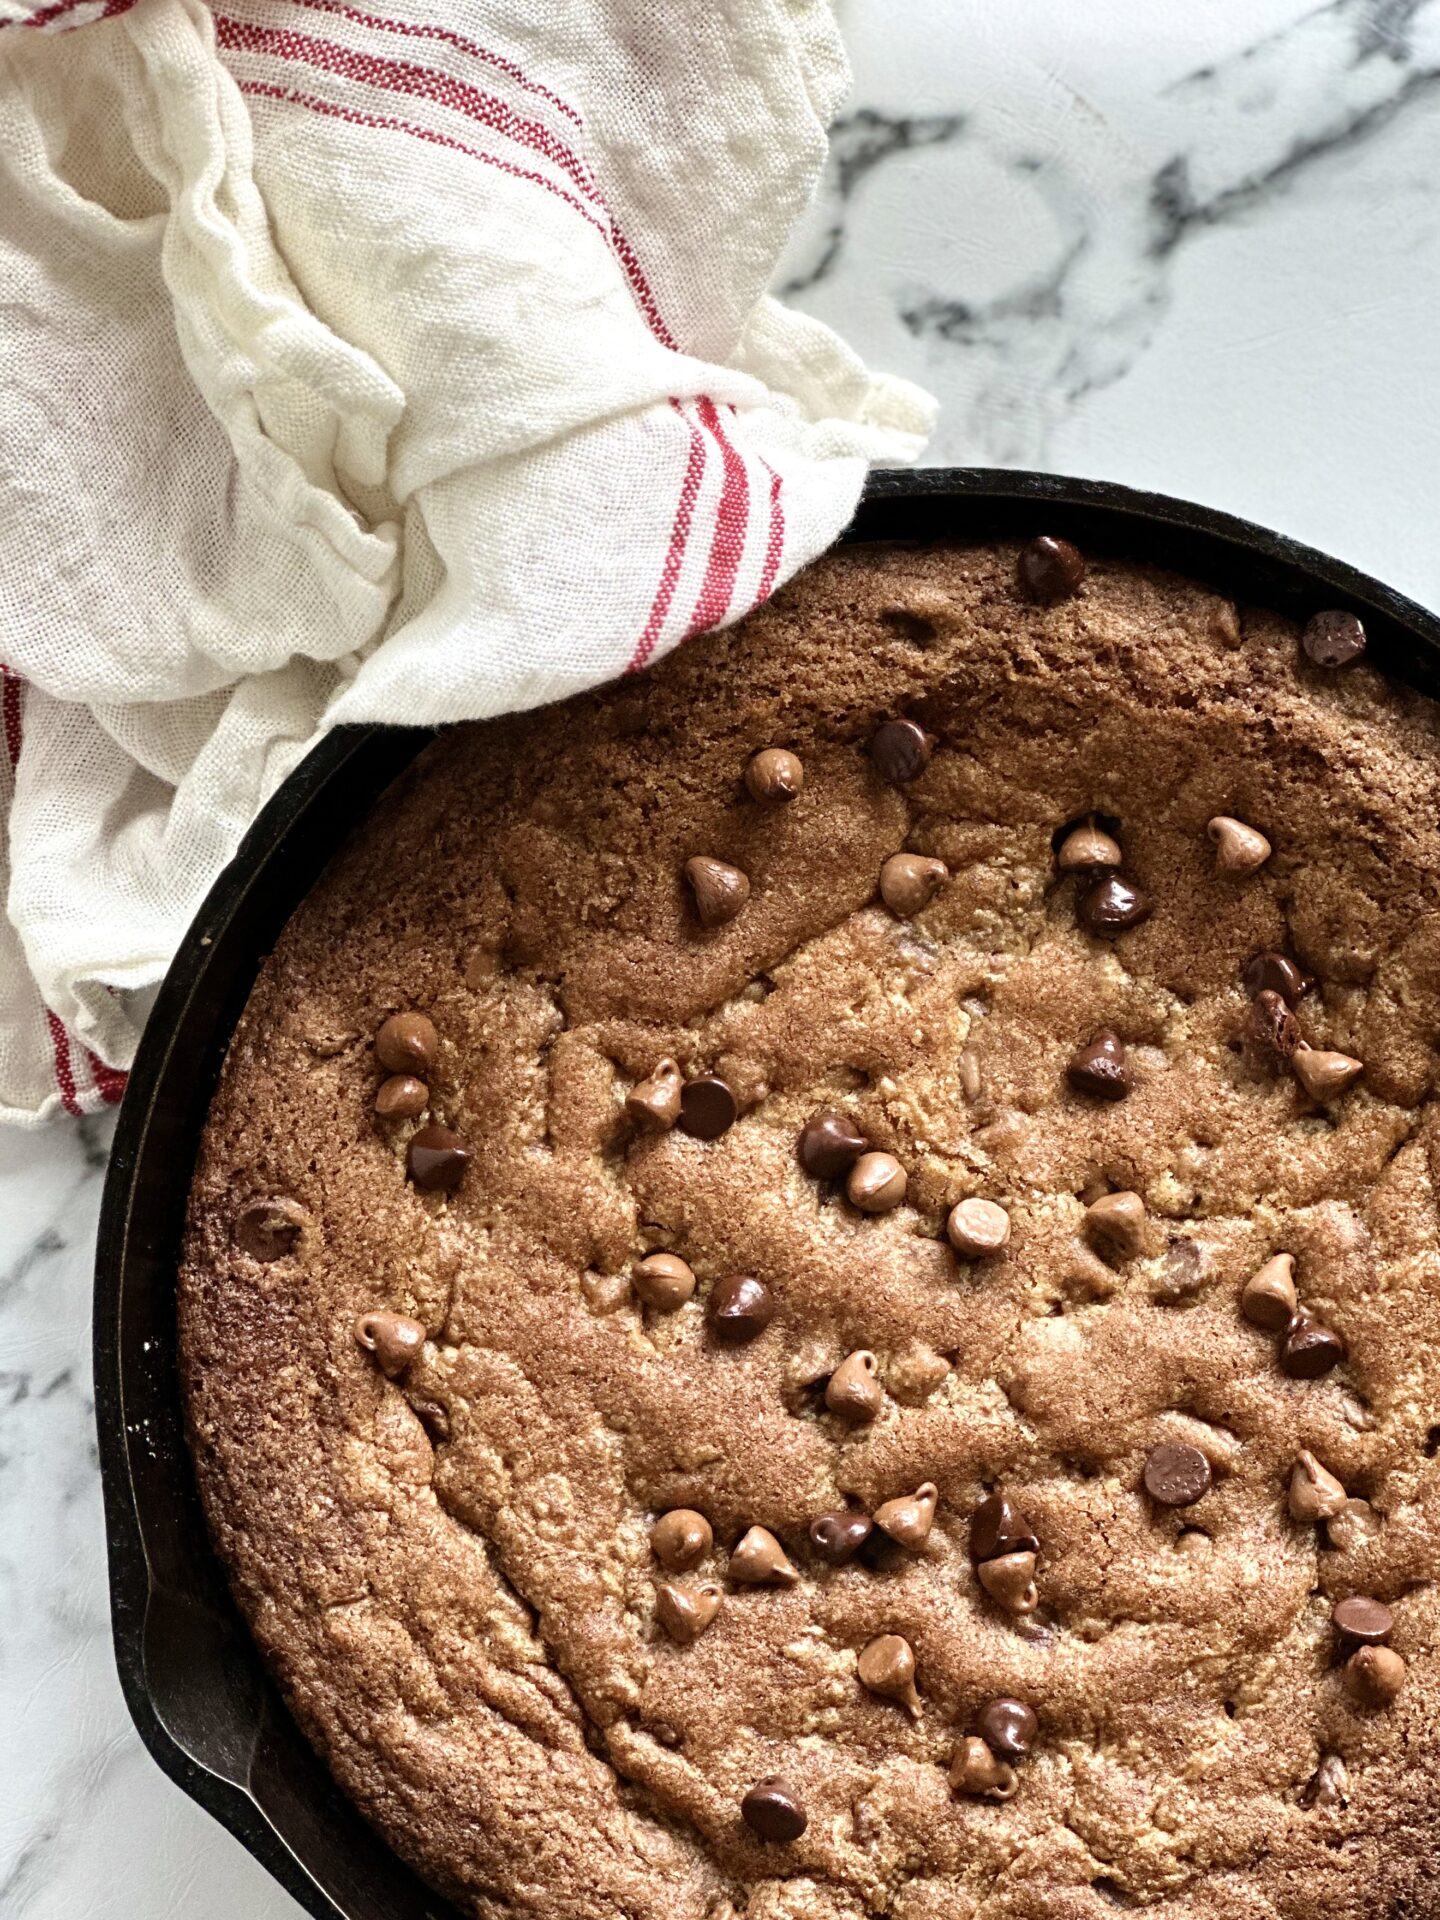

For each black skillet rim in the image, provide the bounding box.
[93,468,1440,1920]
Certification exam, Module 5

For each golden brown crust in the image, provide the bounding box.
[180,544,1440,1919]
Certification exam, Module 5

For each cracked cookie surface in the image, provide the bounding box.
[180,543,1440,1920]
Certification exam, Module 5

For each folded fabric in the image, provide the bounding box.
[0,0,932,1124]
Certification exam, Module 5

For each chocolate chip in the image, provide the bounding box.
[870,718,931,785]
[353,1310,426,1378]
[684,856,750,928]
[1301,1753,1350,1810]
[678,1075,738,1139]
[846,1150,907,1213]
[741,1776,807,1842]
[1289,1450,1348,1524]
[1240,1253,1298,1329]
[1333,1595,1393,1649]
[1241,952,1309,1005]
[970,1493,1039,1565]
[979,1697,1038,1762]
[1084,1191,1146,1259]
[655,1579,722,1644]
[946,1197,1011,1259]
[809,1510,873,1565]
[374,1074,429,1119]
[406,1124,470,1193]
[977,1549,1039,1614]
[1157,1237,1206,1301]
[1303,610,1367,668]
[1066,1030,1131,1101]
[651,1508,713,1571]
[627,1058,684,1130]
[797,1110,867,1178]
[1143,1443,1212,1508]
[233,1196,306,1262]
[1327,1497,1381,1553]
[728,1525,799,1585]
[1017,535,1086,605]
[1280,1312,1346,1379]
[1343,1644,1405,1707]
[633,1252,697,1311]
[1076,874,1152,937]
[879,852,948,917]
[1055,822,1121,872]
[1208,815,1272,877]
[1292,1047,1364,1102]
[857,1634,922,1717]
[949,1736,1017,1799]
[1251,989,1302,1065]
[375,1011,438,1075]
[873,1481,938,1549]
[825,1349,884,1423]
[708,1273,774,1343]
[744,747,804,805]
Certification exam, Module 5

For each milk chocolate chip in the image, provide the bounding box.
[1067,1030,1131,1101]
[950,1736,1017,1799]
[1344,1645,1405,1707]
[406,1125,470,1193]
[745,747,804,805]
[1076,874,1151,937]
[354,1310,426,1377]
[679,1075,738,1139]
[809,1510,873,1565]
[627,1058,684,1130]
[375,1011,438,1075]
[1327,1498,1381,1553]
[970,1493,1039,1565]
[1289,1451,1348,1524]
[1303,610,1367,668]
[1143,1443,1212,1508]
[1241,1253,1298,1330]
[708,1274,774,1344]
[947,1198,1011,1259]
[847,1151,907,1213]
[1084,1191,1145,1259]
[233,1196,306,1262]
[797,1110,867,1179]
[651,1508,713,1571]
[1208,816,1271,876]
[685,856,750,928]
[374,1074,429,1119]
[879,853,948,918]
[1293,1047,1364,1103]
[1280,1312,1346,1379]
[741,1777,807,1842]
[655,1579,722,1644]
[979,1697,1038,1762]
[728,1525,799,1585]
[633,1252,697,1312]
[977,1550,1039,1614]
[1017,535,1086,605]
[874,1482,938,1549]
[1056,821,1121,872]
[825,1350,884,1423]
[857,1634,922,1717]
[870,719,931,785]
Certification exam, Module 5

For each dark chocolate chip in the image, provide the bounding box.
[870,719,931,785]
[969,1492,1039,1566]
[1333,1595,1393,1649]
[978,1697,1038,1762]
[1280,1312,1347,1379]
[797,1110,867,1179]
[1251,988,1301,1064]
[406,1124,470,1193]
[233,1196,306,1262]
[1143,1443,1212,1508]
[1303,610,1367,669]
[809,1510,874,1565]
[1066,1029,1132,1102]
[1240,952,1309,1006]
[678,1076,738,1140]
[741,1776,807,1843]
[1076,873,1152,937]
[1017,536,1086,605]
[708,1273,774,1344]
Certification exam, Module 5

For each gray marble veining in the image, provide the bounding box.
[5,2,1440,1913]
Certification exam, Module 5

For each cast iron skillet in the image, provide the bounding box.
[94,470,1440,1920]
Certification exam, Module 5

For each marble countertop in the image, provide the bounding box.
[7,2,1440,1913]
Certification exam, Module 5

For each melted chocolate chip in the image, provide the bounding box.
[1251,989,1302,1064]
[1066,1030,1132,1102]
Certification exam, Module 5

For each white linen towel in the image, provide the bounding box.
[0,0,933,1124]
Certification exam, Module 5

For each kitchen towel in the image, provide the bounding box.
[0,0,932,1124]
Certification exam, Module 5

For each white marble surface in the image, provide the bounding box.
[7,3,1440,1913]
